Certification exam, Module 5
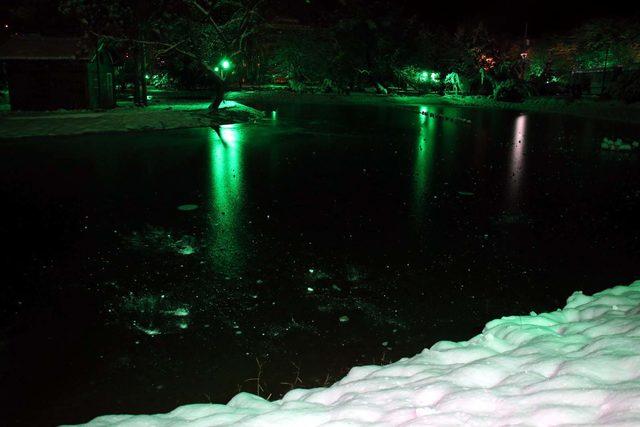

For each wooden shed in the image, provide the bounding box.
[0,35,115,111]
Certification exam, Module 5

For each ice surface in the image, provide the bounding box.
[177,204,199,211]
[71,281,640,426]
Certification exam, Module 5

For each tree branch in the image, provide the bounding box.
[90,32,200,60]
[183,0,230,47]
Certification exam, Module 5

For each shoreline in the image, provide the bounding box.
[1,90,638,140]
[0,100,264,140]
[227,90,640,124]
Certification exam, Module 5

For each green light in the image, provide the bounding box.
[145,74,150,79]
[413,111,437,224]
[221,59,231,70]
[415,70,440,84]
[419,106,428,124]
[214,66,220,72]
[208,126,245,271]
[416,70,441,83]
[220,126,238,146]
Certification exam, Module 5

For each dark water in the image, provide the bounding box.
[1,98,639,426]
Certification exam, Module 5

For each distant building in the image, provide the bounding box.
[0,35,115,111]
[570,65,636,96]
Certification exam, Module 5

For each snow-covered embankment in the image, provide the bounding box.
[0,101,264,139]
[74,281,640,426]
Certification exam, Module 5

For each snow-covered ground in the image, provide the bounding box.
[0,100,264,139]
[72,280,640,426]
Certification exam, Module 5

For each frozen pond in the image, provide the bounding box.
[0,97,639,425]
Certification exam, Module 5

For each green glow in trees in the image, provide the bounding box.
[444,72,463,94]
[398,66,442,92]
[417,71,440,83]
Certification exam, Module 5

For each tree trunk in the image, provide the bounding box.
[133,42,148,106]
[207,66,225,112]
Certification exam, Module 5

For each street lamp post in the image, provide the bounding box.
[220,58,231,80]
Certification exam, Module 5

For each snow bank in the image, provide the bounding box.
[0,100,264,139]
[72,281,640,426]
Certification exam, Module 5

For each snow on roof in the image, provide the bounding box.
[73,280,640,426]
[0,35,94,60]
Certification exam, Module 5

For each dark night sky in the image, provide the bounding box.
[282,0,640,36]
[0,0,638,37]
[416,0,639,36]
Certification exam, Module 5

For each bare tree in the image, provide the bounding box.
[62,0,262,110]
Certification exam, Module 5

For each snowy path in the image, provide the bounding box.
[72,281,640,426]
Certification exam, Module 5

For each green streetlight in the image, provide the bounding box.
[221,59,231,70]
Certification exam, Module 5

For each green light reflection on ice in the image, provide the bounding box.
[419,106,428,123]
[413,106,437,224]
[220,126,238,147]
[207,125,245,273]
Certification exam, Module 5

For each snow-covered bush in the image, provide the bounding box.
[493,79,530,102]
[531,77,565,96]
[288,79,306,93]
[444,72,464,94]
[149,73,170,88]
[395,66,442,93]
[493,61,519,81]
[467,69,494,96]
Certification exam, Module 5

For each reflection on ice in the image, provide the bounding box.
[219,125,239,147]
[508,114,527,206]
[413,106,437,223]
[208,125,246,273]
[117,293,192,336]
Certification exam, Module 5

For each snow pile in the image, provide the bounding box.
[74,281,640,426]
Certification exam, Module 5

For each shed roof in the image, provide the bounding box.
[0,35,95,60]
